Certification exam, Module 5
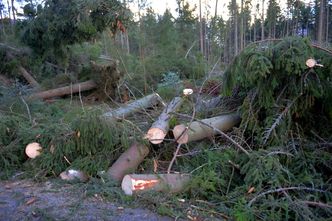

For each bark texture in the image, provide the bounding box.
[28,80,97,100]
[102,93,161,120]
[107,143,150,182]
[145,97,183,144]
[173,113,241,144]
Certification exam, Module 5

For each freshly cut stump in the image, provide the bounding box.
[121,174,191,196]
[25,142,43,159]
[173,113,241,144]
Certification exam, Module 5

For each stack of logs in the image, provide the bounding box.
[102,93,240,195]
[5,49,240,195]
[24,88,240,194]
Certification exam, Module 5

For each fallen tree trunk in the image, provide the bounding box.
[102,93,161,120]
[173,113,241,144]
[5,51,40,88]
[195,96,222,112]
[28,80,97,100]
[121,173,191,196]
[107,143,150,182]
[19,67,40,88]
[145,97,183,144]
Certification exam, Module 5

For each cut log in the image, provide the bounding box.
[28,80,97,100]
[107,143,150,182]
[102,93,161,120]
[121,173,191,196]
[145,97,183,144]
[173,113,241,144]
[19,67,40,88]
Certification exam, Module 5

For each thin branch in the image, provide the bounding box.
[167,143,183,174]
[267,151,294,157]
[20,96,32,123]
[299,200,332,209]
[185,40,197,59]
[78,84,85,113]
[248,187,326,207]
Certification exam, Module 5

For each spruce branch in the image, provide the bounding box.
[248,186,326,207]
[262,95,300,145]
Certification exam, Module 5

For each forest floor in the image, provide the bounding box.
[0,177,173,221]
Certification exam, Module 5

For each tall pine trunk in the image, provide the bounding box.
[326,3,329,43]
[199,0,204,55]
[234,0,238,55]
[261,0,265,40]
[240,0,244,51]
[317,0,325,43]
[11,0,15,22]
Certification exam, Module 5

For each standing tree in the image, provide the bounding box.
[317,0,326,43]
[266,0,280,38]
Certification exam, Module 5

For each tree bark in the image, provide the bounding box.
[234,0,238,55]
[173,113,241,144]
[10,0,15,22]
[107,143,150,182]
[240,0,244,51]
[317,0,325,43]
[195,96,222,112]
[28,80,97,100]
[19,67,40,88]
[261,0,265,40]
[102,93,161,120]
[199,0,204,55]
[145,97,183,144]
[326,2,329,43]
[121,173,191,196]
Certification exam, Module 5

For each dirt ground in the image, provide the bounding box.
[0,178,173,221]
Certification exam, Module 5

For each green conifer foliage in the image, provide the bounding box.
[223,37,332,146]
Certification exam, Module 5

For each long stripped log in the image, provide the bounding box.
[173,113,241,144]
[102,93,161,120]
[28,80,97,100]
